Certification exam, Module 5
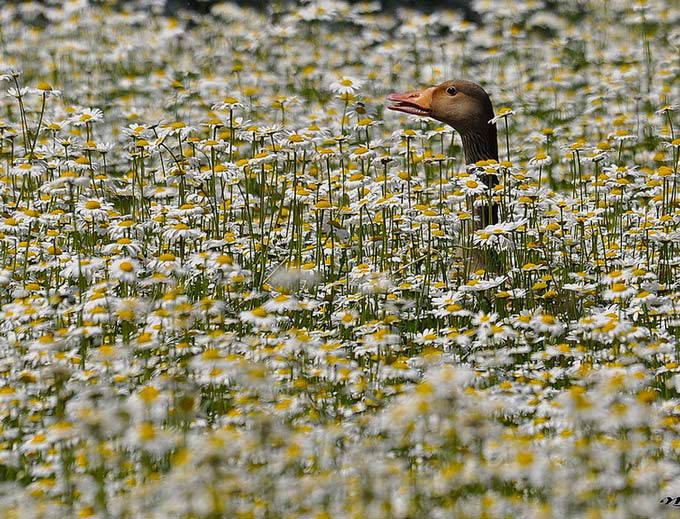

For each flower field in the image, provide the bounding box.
[1,0,680,517]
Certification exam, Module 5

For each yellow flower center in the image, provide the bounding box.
[118,261,134,272]
[252,307,268,318]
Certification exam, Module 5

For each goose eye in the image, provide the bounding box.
[446,86,457,96]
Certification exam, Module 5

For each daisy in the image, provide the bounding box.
[239,306,277,329]
[531,313,564,336]
[263,294,301,313]
[528,150,552,168]
[70,107,104,126]
[472,312,498,328]
[348,100,377,120]
[603,282,636,301]
[489,324,517,342]
[488,107,515,125]
[102,238,144,256]
[329,76,363,95]
[458,175,488,196]
[110,258,142,284]
[76,199,113,221]
[115,298,147,322]
[414,328,440,345]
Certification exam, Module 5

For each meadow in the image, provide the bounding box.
[0,0,679,517]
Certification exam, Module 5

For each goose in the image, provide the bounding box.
[387,79,499,227]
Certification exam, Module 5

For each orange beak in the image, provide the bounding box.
[387,86,435,117]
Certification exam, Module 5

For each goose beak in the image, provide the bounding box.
[387,86,435,117]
